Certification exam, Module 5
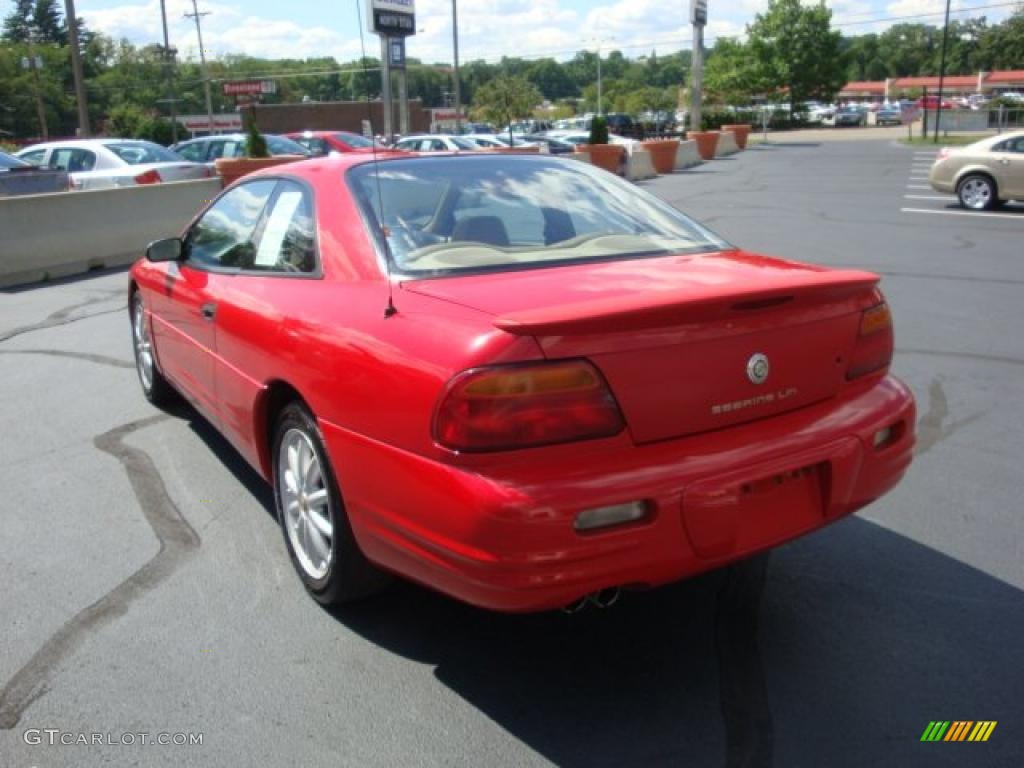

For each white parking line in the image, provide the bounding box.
[903,195,955,201]
[906,185,932,189]
[901,207,1024,220]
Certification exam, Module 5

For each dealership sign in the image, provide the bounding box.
[222,80,277,96]
[366,0,415,37]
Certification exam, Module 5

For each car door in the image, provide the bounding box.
[211,179,319,465]
[994,137,1024,198]
[152,179,278,422]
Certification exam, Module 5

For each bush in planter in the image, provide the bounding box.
[589,115,610,145]
[244,112,270,158]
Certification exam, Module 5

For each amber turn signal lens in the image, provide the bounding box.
[434,360,625,452]
[859,303,892,335]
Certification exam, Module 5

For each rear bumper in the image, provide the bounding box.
[322,375,915,612]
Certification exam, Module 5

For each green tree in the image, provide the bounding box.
[2,0,34,43]
[747,0,846,113]
[32,0,65,45]
[704,37,765,104]
[471,75,541,135]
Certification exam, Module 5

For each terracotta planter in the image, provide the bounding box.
[640,139,680,174]
[721,124,751,149]
[575,143,625,174]
[214,155,305,187]
[689,131,720,161]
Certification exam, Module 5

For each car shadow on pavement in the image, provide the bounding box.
[328,518,1022,768]
[175,404,1022,767]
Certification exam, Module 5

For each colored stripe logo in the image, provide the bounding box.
[921,721,997,742]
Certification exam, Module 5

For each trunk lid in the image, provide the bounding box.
[403,251,879,443]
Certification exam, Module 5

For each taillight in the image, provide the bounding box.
[433,360,625,452]
[134,169,162,184]
[847,301,893,380]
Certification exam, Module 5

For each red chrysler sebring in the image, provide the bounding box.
[129,153,915,612]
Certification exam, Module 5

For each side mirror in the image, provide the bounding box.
[146,237,183,262]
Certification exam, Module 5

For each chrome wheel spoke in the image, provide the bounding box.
[278,427,334,581]
[308,506,333,538]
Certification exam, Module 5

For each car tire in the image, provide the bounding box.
[272,402,391,605]
[956,174,998,211]
[131,291,175,406]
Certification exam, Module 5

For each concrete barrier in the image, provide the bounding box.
[716,131,740,157]
[674,140,702,170]
[1,178,221,288]
[624,145,657,180]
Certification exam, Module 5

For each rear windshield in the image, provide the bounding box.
[105,141,182,164]
[335,132,374,149]
[348,155,730,277]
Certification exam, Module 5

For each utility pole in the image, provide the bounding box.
[451,0,461,132]
[380,36,393,143]
[158,0,179,142]
[185,0,215,136]
[690,0,708,135]
[64,0,90,136]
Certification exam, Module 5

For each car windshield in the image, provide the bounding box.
[336,132,374,149]
[0,152,29,169]
[105,141,182,164]
[348,156,731,277]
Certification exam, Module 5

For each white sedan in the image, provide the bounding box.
[15,139,211,190]
[392,134,481,152]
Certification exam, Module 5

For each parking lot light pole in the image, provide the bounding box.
[933,0,952,143]
[159,0,179,142]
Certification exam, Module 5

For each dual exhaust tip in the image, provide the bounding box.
[562,587,621,614]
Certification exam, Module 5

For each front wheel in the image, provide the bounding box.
[273,402,391,605]
[131,292,175,405]
[957,174,998,211]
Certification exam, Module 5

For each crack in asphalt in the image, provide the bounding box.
[0,414,200,729]
[915,377,985,457]
[0,349,134,369]
[0,297,126,345]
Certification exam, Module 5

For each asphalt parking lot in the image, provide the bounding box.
[2,136,1022,768]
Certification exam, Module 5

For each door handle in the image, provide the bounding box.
[200,302,217,320]
[999,158,1010,165]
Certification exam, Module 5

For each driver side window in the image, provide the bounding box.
[184,180,277,270]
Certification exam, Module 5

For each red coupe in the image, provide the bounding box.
[284,130,383,156]
[129,154,915,612]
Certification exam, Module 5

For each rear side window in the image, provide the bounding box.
[174,142,207,162]
[185,180,277,269]
[250,182,317,273]
[50,148,96,172]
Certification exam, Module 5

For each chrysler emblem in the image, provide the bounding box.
[747,353,770,385]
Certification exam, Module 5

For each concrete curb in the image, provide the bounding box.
[716,131,741,157]
[624,145,657,180]
[1,178,221,289]
[674,140,702,170]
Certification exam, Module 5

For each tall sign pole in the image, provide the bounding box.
[366,0,416,144]
[690,0,707,135]
[159,0,179,142]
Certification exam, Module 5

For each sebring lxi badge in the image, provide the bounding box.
[746,353,770,385]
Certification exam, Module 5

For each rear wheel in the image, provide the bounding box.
[957,174,998,211]
[131,292,175,405]
[272,402,390,605]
